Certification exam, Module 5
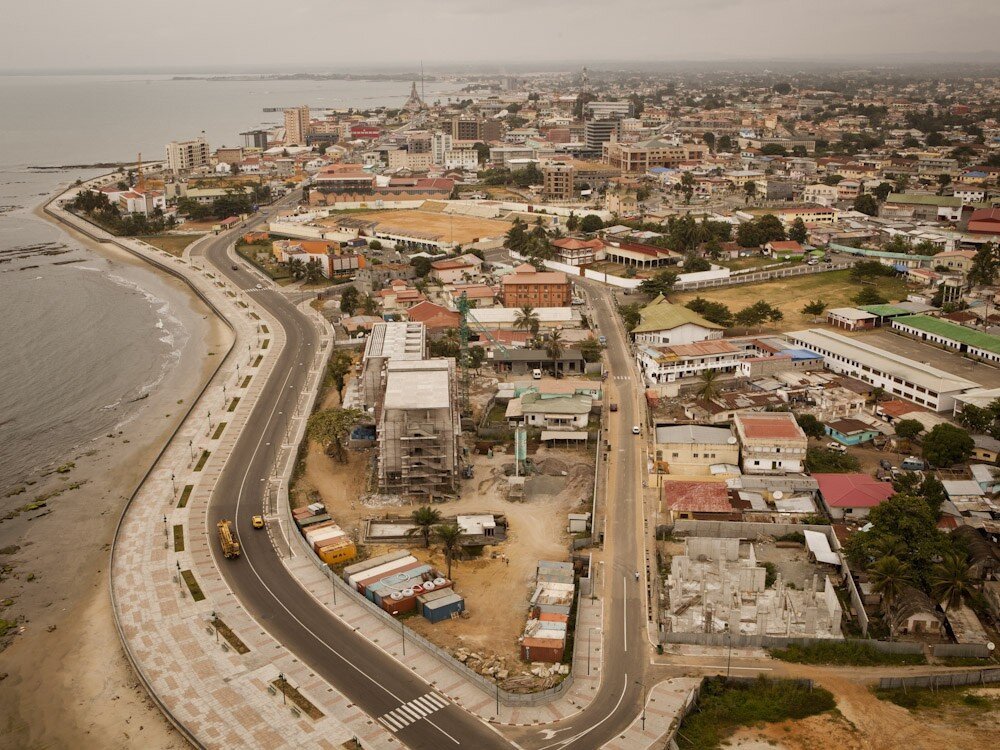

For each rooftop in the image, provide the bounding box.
[655,424,736,446]
[383,359,452,410]
[814,473,895,508]
[894,315,1000,357]
[786,328,980,394]
[633,297,722,334]
[734,412,807,441]
[661,480,733,513]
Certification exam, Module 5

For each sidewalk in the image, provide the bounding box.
[49,183,399,749]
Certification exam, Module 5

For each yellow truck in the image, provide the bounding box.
[217,519,241,558]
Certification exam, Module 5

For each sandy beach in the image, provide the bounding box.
[0,203,232,748]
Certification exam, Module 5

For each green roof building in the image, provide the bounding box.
[891,315,1000,364]
[632,295,724,346]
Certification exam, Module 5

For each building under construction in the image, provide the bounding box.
[377,358,461,498]
[360,321,427,411]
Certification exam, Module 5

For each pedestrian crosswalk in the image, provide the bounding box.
[377,691,450,732]
[612,374,630,381]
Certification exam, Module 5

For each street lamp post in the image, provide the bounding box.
[635,680,647,731]
[494,674,500,718]
[278,672,286,704]
[726,623,733,680]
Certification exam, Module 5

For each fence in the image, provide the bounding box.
[878,668,1000,691]
[931,643,994,659]
[661,630,924,654]
[672,260,851,291]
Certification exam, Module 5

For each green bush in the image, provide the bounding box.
[769,641,925,666]
[677,676,836,750]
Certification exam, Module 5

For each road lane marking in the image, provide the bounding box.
[536,673,630,750]
[378,692,450,732]
[623,576,628,653]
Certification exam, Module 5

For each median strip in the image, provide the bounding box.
[173,524,184,552]
[212,422,227,440]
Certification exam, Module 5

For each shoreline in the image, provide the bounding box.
[0,186,232,749]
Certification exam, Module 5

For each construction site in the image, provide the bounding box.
[663,537,844,639]
[321,205,514,247]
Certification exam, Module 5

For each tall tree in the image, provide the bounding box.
[695,369,721,400]
[967,242,997,288]
[514,305,540,337]
[788,217,809,243]
[638,270,678,298]
[407,506,442,548]
[868,556,912,633]
[930,553,975,611]
[306,408,363,463]
[545,329,564,369]
[435,523,464,580]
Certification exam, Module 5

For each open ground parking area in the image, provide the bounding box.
[672,269,911,330]
[847,329,1000,389]
[323,208,514,245]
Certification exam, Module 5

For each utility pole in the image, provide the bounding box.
[635,680,647,731]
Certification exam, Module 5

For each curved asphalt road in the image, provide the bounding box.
[192,199,649,750]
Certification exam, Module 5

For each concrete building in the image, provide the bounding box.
[377,359,461,498]
[165,137,210,174]
[733,412,807,474]
[360,322,427,410]
[500,264,571,308]
[550,237,602,266]
[637,340,746,385]
[665,537,842,638]
[785,328,979,412]
[814,473,895,520]
[654,424,739,476]
[603,137,707,172]
[284,106,311,146]
[510,392,592,431]
[890,315,1000,366]
[541,162,575,200]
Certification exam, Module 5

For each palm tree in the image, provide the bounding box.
[930,552,974,611]
[545,329,564,374]
[304,258,324,285]
[869,555,912,633]
[514,306,540,337]
[435,523,463,580]
[288,257,306,281]
[407,506,442,548]
[695,369,721,400]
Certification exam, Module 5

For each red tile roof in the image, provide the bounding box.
[406,301,460,330]
[661,481,733,513]
[814,473,895,508]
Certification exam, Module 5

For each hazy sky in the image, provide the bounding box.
[3,0,998,72]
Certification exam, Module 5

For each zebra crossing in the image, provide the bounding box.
[611,374,630,381]
[377,691,450,732]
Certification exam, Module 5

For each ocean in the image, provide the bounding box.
[0,73,456,488]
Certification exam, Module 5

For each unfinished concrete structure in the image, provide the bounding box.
[377,358,461,498]
[360,321,427,411]
[665,537,843,638]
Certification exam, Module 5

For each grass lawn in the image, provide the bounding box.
[677,676,836,750]
[673,269,912,331]
[769,641,926,666]
[717,256,795,271]
[140,234,205,256]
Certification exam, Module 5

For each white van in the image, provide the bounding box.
[531,368,543,380]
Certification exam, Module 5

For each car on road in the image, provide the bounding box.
[531,368,542,380]
[252,515,265,529]
[231,264,239,270]
[632,425,641,435]
[255,283,263,289]
[598,335,607,345]
[610,403,618,412]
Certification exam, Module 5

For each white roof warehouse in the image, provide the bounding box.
[785,329,979,412]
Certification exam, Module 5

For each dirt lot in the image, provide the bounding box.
[138,233,205,256]
[292,371,594,686]
[673,269,912,331]
[323,209,513,245]
[726,674,1000,750]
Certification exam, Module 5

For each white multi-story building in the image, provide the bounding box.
[165,137,210,174]
[432,132,453,165]
[785,328,979,412]
[637,340,747,385]
[733,412,808,475]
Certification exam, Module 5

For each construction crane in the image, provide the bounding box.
[456,291,509,416]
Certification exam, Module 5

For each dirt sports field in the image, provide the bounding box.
[343,209,513,245]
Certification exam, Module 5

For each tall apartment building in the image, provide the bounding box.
[584,119,620,152]
[432,132,453,165]
[500,264,571,307]
[584,101,632,120]
[165,137,210,174]
[451,116,502,143]
[541,162,575,200]
[284,105,311,145]
[377,358,461,498]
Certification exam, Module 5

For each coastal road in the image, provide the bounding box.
[193,201,512,750]
[192,202,652,749]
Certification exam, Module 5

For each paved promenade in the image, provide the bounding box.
[53,173,688,749]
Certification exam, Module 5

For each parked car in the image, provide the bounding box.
[879,458,893,470]
[610,403,618,412]
[598,335,607,345]
[531,368,542,380]
[825,442,847,453]
[901,456,926,471]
